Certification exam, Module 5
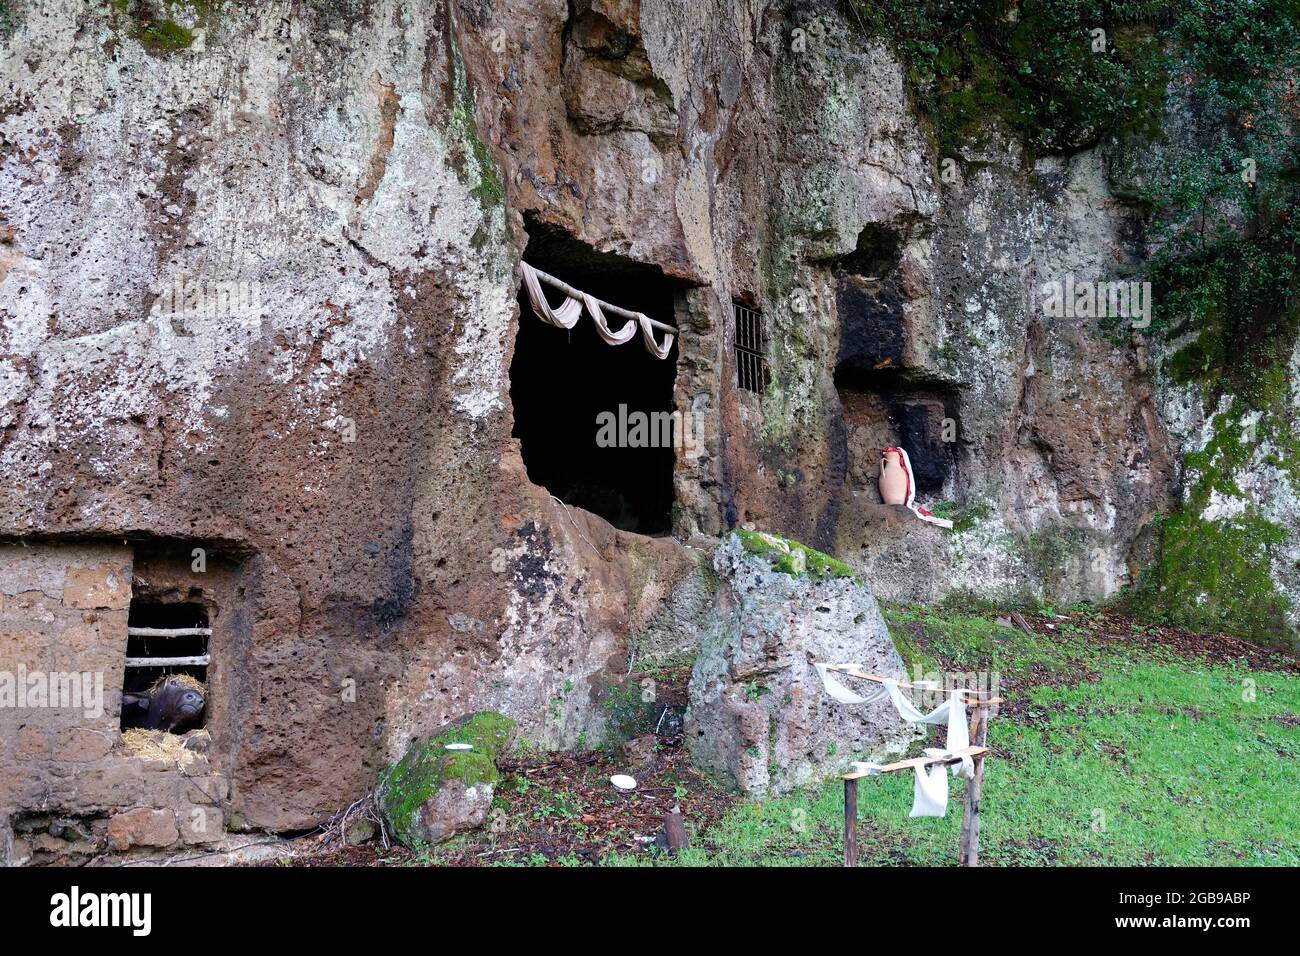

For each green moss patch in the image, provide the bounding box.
[377,711,516,848]
[1124,394,1297,647]
[136,18,194,53]
[111,1,218,55]
[1129,510,1290,646]
[735,529,855,581]
[446,35,504,212]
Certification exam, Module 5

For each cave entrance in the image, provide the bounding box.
[510,222,678,536]
[120,600,210,733]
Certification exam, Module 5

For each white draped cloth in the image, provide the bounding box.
[521,262,675,359]
[818,666,974,817]
[522,261,582,329]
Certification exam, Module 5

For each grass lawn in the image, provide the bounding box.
[607,604,1300,867]
[296,603,1299,867]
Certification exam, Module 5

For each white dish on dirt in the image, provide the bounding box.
[445,743,474,751]
[610,774,638,791]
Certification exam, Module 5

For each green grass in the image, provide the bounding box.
[608,607,1300,866]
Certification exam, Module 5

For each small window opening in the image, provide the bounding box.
[120,601,209,733]
[509,219,679,536]
[734,301,769,393]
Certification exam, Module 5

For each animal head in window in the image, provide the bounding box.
[122,674,207,733]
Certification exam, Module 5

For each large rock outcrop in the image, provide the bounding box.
[0,0,1293,859]
[686,533,910,796]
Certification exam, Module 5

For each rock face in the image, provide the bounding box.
[0,0,1293,859]
[686,535,910,796]
[377,711,515,847]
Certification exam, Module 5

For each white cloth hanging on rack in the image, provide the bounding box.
[910,750,952,817]
[880,678,974,782]
[522,262,582,329]
[815,666,975,817]
[814,663,880,704]
[639,313,675,359]
[815,668,970,766]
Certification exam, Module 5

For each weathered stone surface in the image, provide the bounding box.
[107,808,179,851]
[62,564,132,610]
[0,0,1292,861]
[686,534,910,797]
[177,805,224,846]
[377,711,515,847]
[343,817,377,846]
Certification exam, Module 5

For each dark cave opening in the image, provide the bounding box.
[510,221,679,536]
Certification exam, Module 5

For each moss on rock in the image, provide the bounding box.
[111,1,216,55]
[1126,392,1296,646]
[735,529,855,581]
[376,711,515,848]
[1129,510,1290,646]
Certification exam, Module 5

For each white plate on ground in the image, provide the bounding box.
[445,743,473,751]
[610,774,637,791]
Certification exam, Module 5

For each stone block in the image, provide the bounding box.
[107,808,179,850]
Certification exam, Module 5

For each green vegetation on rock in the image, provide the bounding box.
[377,711,516,848]
[735,529,856,581]
[446,35,505,212]
[1130,510,1290,643]
[110,0,219,55]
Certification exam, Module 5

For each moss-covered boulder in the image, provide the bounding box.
[735,529,856,581]
[377,711,516,848]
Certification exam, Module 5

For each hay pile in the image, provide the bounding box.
[119,727,206,767]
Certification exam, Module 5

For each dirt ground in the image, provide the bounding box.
[287,733,736,866]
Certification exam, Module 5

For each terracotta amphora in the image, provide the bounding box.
[879,447,909,505]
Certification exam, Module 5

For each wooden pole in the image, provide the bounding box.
[959,704,988,866]
[844,778,859,867]
[529,265,678,333]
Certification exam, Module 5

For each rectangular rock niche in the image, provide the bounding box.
[834,364,959,496]
[510,218,680,536]
[117,541,231,737]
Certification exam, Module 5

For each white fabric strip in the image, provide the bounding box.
[639,313,675,359]
[910,749,951,817]
[521,262,675,358]
[895,447,954,529]
[581,291,638,345]
[814,663,878,704]
[817,667,975,816]
[522,262,582,329]
[881,677,955,724]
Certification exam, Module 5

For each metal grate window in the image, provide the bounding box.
[734,301,770,393]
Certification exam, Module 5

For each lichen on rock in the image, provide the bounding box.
[686,534,910,797]
[377,711,516,848]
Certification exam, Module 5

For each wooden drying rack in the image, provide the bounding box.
[824,665,1001,867]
